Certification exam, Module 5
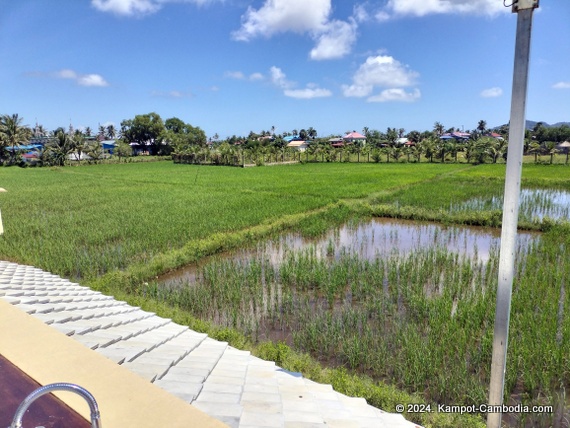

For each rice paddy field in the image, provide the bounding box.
[1,161,570,427]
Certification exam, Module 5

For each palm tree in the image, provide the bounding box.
[45,130,74,166]
[391,145,403,162]
[71,130,87,162]
[410,143,423,163]
[422,138,437,163]
[484,137,507,163]
[106,124,117,140]
[528,141,541,164]
[447,140,460,163]
[0,113,32,163]
[544,141,558,164]
[477,120,487,134]
[433,122,445,137]
[307,127,317,140]
[98,125,106,140]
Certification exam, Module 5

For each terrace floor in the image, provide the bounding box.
[0,260,421,428]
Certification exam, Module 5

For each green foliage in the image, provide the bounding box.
[120,112,166,155]
[3,162,570,427]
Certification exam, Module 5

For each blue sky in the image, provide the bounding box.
[1,0,568,139]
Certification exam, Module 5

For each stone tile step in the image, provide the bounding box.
[74,329,124,349]
[103,316,170,340]
[97,344,147,364]
[153,378,203,403]
[31,311,74,325]
[121,361,168,382]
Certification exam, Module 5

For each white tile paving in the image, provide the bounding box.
[0,260,422,428]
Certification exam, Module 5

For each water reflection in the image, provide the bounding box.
[450,188,570,221]
[158,218,538,287]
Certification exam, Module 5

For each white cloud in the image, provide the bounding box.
[368,88,421,102]
[55,69,78,79]
[226,70,266,82]
[375,10,391,22]
[249,72,264,81]
[269,66,331,99]
[232,0,331,41]
[342,55,419,98]
[91,0,160,16]
[91,0,220,17]
[151,90,193,97]
[353,4,370,23]
[310,19,358,60]
[54,69,109,87]
[233,0,357,60]
[225,71,246,80]
[384,0,507,17]
[553,82,570,89]
[270,66,294,89]
[78,74,109,87]
[284,88,332,99]
[480,87,503,97]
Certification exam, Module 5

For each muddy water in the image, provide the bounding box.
[158,218,539,287]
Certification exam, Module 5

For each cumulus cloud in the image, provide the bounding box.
[270,66,294,89]
[54,69,109,87]
[368,88,421,102]
[310,19,358,60]
[553,82,570,89]
[284,88,332,99]
[233,0,357,60]
[342,55,419,100]
[480,87,503,98]
[91,0,220,17]
[384,0,507,17]
[78,74,109,87]
[232,0,331,41]
[270,66,331,99]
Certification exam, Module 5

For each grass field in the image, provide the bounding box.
[0,162,465,280]
[2,161,570,427]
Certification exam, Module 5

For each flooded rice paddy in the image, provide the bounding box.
[149,216,570,427]
[159,217,538,287]
[449,188,570,222]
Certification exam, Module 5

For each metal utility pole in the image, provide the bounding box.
[487,1,539,427]
[0,188,6,235]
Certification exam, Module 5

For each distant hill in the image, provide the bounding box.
[494,120,570,130]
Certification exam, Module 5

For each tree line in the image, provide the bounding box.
[2,113,569,167]
[0,112,206,166]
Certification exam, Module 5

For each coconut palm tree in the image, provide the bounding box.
[106,124,117,140]
[307,127,317,140]
[544,141,558,164]
[0,113,32,163]
[433,122,445,137]
[45,130,74,166]
[528,141,541,164]
[477,120,487,134]
[485,137,507,163]
[71,130,87,162]
[422,137,437,163]
[410,143,423,163]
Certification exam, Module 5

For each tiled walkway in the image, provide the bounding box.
[0,260,421,428]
